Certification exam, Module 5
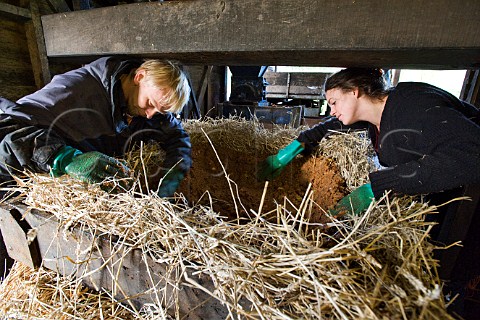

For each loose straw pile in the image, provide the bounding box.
[183,116,305,154]
[319,130,379,191]
[0,118,452,319]
[0,263,136,319]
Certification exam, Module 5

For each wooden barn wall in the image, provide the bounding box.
[0,0,77,101]
[0,17,36,101]
[185,65,225,116]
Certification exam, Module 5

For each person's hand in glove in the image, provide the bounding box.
[256,140,304,181]
[50,146,132,190]
[157,168,185,198]
[329,183,374,216]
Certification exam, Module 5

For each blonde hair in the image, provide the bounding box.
[136,59,190,114]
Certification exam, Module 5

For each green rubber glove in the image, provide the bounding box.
[157,169,185,198]
[256,140,304,181]
[329,183,374,216]
[51,146,131,186]
[50,146,83,177]
[65,151,131,185]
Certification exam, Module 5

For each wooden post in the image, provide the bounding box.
[26,0,51,89]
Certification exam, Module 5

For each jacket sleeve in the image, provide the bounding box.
[369,103,480,199]
[157,116,192,175]
[297,116,369,153]
[0,105,65,177]
[129,113,192,176]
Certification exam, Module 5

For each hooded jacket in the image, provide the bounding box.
[0,56,191,183]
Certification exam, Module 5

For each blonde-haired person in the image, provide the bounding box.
[0,56,192,198]
[123,59,190,115]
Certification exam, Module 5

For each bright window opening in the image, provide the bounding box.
[395,70,467,98]
[273,67,467,98]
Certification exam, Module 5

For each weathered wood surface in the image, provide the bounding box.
[0,204,232,319]
[0,207,36,268]
[41,0,480,69]
[264,72,331,99]
[26,0,51,88]
[0,19,37,100]
[0,1,58,100]
[0,3,31,21]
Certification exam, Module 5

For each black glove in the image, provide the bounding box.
[157,169,185,198]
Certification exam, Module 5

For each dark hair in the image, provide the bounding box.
[325,68,390,100]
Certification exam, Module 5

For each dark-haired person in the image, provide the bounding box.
[257,68,480,318]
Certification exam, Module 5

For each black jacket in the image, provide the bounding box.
[0,56,191,182]
[297,82,480,199]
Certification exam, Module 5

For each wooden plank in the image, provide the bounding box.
[0,208,35,268]
[197,65,213,118]
[41,0,480,69]
[460,70,480,104]
[0,57,37,86]
[1,204,233,319]
[0,20,35,86]
[26,0,51,88]
[0,3,31,21]
[0,85,37,101]
[0,18,37,100]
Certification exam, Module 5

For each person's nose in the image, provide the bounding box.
[329,105,337,116]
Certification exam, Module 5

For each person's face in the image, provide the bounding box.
[325,88,359,125]
[130,70,172,119]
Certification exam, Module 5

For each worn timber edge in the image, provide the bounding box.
[0,3,31,21]
[0,203,234,319]
[41,0,480,69]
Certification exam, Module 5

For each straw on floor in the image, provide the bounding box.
[0,118,453,319]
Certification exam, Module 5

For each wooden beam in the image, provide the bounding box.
[0,3,31,21]
[1,204,234,319]
[26,0,51,88]
[197,65,213,117]
[41,0,480,69]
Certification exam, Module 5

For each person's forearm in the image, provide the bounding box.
[369,150,480,199]
[0,116,65,174]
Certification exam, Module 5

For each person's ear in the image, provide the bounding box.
[133,69,146,85]
[352,88,360,98]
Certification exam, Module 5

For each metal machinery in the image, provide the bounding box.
[217,66,303,127]
[264,70,333,126]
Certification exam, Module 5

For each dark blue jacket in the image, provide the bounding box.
[0,57,191,182]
